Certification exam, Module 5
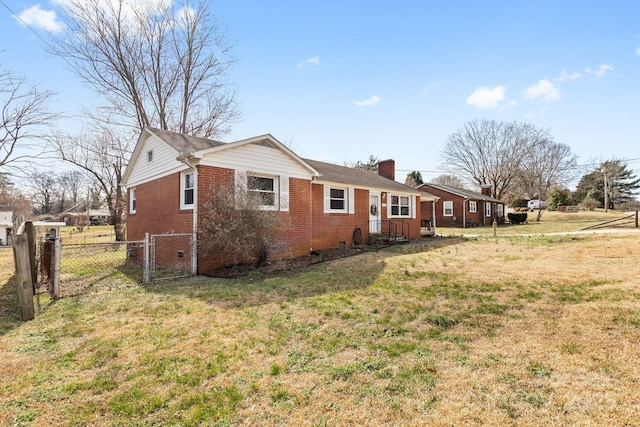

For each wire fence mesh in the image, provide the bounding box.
[150,233,194,281]
[57,241,144,298]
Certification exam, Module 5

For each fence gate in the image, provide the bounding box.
[149,233,195,282]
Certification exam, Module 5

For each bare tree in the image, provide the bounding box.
[49,0,239,138]
[0,65,56,170]
[441,119,550,199]
[27,170,58,215]
[0,172,31,214]
[516,140,577,220]
[54,128,129,240]
[430,174,467,189]
[58,170,88,208]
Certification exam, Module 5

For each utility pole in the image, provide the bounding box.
[601,167,608,213]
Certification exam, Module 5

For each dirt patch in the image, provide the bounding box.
[204,245,372,278]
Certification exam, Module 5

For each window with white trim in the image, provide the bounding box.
[330,188,346,211]
[469,200,477,213]
[443,201,453,216]
[248,174,277,209]
[485,202,492,217]
[181,171,194,209]
[129,188,137,213]
[390,195,411,217]
[497,204,504,217]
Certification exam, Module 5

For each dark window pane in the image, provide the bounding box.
[185,189,194,205]
[330,188,345,199]
[391,206,399,215]
[401,206,409,215]
[330,199,345,210]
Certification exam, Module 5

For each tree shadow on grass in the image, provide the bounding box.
[143,237,465,310]
[0,275,21,336]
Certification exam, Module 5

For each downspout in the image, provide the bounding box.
[432,199,437,235]
[463,198,468,228]
[182,156,198,275]
[310,179,314,253]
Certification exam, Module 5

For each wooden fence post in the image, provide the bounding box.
[13,234,35,321]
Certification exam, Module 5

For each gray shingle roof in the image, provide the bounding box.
[148,127,419,194]
[146,127,225,154]
[419,183,503,203]
[304,158,419,193]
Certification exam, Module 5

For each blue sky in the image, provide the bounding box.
[1,0,639,188]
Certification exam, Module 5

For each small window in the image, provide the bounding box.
[390,195,411,217]
[147,150,153,162]
[469,201,477,213]
[248,175,276,207]
[330,188,345,210]
[497,204,504,217]
[485,202,492,217]
[181,171,194,209]
[443,201,453,216]
[130,188,137,213]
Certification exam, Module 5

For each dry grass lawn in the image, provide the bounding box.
[1,232,640,425]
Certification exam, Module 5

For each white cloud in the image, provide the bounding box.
[421,81,440,95]
[466,86,507,109]
[555,69,582,82]
[15,5,65,32]
[524,79,560,102]
[297,56,320,69]
[354,95,381,107]
[586,64,614,79]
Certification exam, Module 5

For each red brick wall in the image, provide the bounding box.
[196,167,313,273]
[311,184,370,250]
[126,172,193,242]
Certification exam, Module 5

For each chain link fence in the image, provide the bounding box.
[35,232,196,299]
[150,233,194,282]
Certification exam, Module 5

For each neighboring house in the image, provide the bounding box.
[122,127,422,273]
[417,183,505,228]
[59,209,112,226]
[0,211,12,246]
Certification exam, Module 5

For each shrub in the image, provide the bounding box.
[507,212,528,224]
[510,197,528,208]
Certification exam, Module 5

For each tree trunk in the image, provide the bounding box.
[536,208,544,222]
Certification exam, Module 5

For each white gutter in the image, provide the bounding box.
[181,156,198,275]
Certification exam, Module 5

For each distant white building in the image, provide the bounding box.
[0,211,13,246]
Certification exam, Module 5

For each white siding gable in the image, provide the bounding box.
[199,142,314,180]
[125,134,187,187]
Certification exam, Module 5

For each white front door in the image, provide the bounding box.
[369,194,381,234]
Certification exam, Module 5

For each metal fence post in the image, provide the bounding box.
[144,233,150,284]
[53,237,61,299]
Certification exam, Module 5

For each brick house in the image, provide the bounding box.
[122,127,422,273]
[417,183,505,228]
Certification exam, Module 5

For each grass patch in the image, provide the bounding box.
[1,232,639,425]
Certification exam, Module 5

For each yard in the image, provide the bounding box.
[1,219,639,425]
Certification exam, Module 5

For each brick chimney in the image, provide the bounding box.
[378,159,395,181]
[480,184,492,197]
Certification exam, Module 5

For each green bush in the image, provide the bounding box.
[510,197,528,208]
[507,212,528,224]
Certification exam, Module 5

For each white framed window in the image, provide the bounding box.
[323,185,353,214]
[497,204,504,217]
[180,171,195,210]
[390,195,411,217]
[129,188,137,214]
[248,174,278,209]
[469,200,477,213]
[443,201,453,216]
[485,202,492,217]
